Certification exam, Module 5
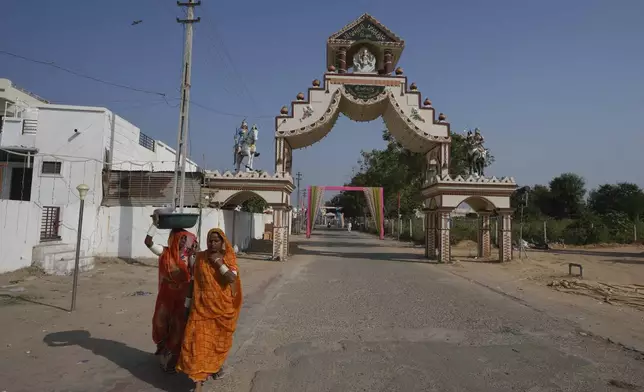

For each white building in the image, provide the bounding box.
[0,78,203,273]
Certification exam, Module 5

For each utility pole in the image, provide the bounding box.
[197,153,206,245]
[171,0,201,211]
[301,187,307,233]
[295,172,302,234]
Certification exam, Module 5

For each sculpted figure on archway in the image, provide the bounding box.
[466,128,489,177]
[352,47,377,73]
[234,120,260,172]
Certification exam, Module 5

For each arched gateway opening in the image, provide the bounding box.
[305,186,385,239]
[268,13,517,262]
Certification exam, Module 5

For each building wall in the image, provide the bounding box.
[0,202,273,273]
[94,206,272,259]
[24,107,198,251]
[0,200,41,273]
[153,141,198,173]
[30,107,105,208]
[107,112,197,173]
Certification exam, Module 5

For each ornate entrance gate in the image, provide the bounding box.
[272,13,517,262]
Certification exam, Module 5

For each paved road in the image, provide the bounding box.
[212,229,644,392]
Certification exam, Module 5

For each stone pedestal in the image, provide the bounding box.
[478,212,492,258]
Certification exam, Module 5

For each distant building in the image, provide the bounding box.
[452,203,475,217]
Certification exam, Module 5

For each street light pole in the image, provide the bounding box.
[70,183,89,312]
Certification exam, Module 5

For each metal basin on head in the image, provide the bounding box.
[155,209,199,230]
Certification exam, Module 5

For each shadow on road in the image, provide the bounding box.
[43,330,193,391]
[299,248,434,264]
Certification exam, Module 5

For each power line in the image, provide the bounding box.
[198,2,261,112]
[189,99,274,119]
[0,50,167,97]
[1,48,274,119]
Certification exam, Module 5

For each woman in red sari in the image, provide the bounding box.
[145,217,198,373]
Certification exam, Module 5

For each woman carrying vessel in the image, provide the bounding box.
[145,214,198,373]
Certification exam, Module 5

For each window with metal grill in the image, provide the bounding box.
[40,206,61,242]
[42,161,62,175]
[139,132,156,152]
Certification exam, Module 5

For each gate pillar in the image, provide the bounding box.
[425,211,437,259]
[478,212,492,259]
[497,209,513,262]
[272,207,289,261]
[437,209,452,263]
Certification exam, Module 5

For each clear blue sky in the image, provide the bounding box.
[1,0,643,196]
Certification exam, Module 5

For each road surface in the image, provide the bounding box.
[215,229,644,392]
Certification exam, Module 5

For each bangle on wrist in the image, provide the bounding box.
[219,264,230,275]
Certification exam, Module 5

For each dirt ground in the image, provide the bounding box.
[450,240,644,287]
[440,240,644,352]
[0,255,287,392]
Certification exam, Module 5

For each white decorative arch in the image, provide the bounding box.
[275,74,451,153]
[221,190,267,207]
[267,13,519,264]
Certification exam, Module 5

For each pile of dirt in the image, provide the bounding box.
[453,240,478,249]
[548,279,644,311]
[0,265,44,284]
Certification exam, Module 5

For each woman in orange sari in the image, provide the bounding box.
[145,218,198,373]
[177,228,242,391]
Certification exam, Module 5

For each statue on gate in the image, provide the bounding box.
[352,47,377,73]
[233,120,260,172]
[465,128,488,177]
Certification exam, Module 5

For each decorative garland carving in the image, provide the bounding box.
[206,170,294,181]
[427,174,516,185]
[386,92,451,143]
[344,84,386,101]
[275,89,342,138]
[341,85,388,106]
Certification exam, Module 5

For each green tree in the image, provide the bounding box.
[241,195,268,213]
[588,183,644,222]
[548,173,586,219]
[330,192,364,218]
[510,184,553,219]
[329,127,493,218]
